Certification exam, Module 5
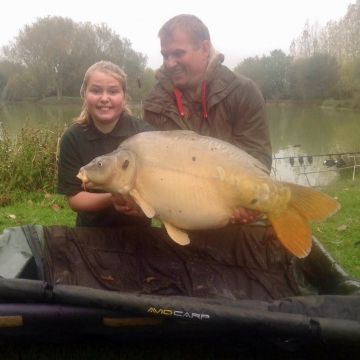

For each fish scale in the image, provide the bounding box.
[77,130,340,258]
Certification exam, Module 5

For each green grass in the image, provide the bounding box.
[311,175,360,278]
[1,178,359,358]
[321,98,360,109]
[1,177,359,278]
[0,192,75,231]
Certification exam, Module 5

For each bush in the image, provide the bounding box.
[0,121,67,204]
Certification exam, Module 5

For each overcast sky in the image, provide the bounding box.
[1,0,355,70]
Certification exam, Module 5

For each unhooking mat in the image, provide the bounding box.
[1,222,360,345]
[41,223,301,301]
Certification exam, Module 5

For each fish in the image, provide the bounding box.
[77,130,340,258]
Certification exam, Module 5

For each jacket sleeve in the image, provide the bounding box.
[230,79,272,173]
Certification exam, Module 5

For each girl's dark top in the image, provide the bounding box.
[57,112,154,227]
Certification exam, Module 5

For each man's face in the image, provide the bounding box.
[160,28,210,91]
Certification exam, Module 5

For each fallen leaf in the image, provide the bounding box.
[44,193,51,199]
[337,225,347,231]
[27,200,33,205]
[6,214,16,219]
[100,275,114,281]
[52,203,60,211]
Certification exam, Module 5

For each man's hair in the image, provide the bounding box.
[158,14,211,48]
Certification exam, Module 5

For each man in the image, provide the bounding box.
[143,14,272,223]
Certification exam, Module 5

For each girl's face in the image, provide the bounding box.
[85,71,125,133]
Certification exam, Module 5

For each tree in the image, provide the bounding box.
[290,20,321,59]
[289,1,360,100]
[128,67,157,103]
[2,16,77,99]
[234,56,267,89]
[234,50,292,101]
[261,50,292,100]
[0,59,25,100]
[0,69,6,98]
[287,54,339,102]
[1,17,148,100]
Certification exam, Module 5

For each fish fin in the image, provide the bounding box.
[267,208,312,258]
[267,183,340,258]
[284,182,340,220]
[163,222,190,246]
[129,188,156,218]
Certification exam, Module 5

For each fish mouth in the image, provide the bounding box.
[76,170,94,190]
[80,181,97,190]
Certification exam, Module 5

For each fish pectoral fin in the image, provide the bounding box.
[129,189,155,218]
[267,206,312,258]
[163,222,190,246]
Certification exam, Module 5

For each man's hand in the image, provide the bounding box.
[110,194,143,216]
[230,207,262,224]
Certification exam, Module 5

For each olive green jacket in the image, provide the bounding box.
[143,52,272,172]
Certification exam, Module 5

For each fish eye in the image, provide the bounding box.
[122,159,129,170]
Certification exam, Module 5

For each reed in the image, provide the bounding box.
[0,121,67,205]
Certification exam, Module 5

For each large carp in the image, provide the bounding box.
[77,130,340,258]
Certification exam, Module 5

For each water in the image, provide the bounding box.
[0,102,81,134]
[267,105,360,186]
[1,102,360,186]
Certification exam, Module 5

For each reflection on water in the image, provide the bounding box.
[0,102,81,134]
[1,102,360,186]
[271,148,339,186]
[267,105,360,186]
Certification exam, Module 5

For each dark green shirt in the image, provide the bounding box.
[57,112,154,227]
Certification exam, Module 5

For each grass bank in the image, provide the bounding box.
[321,98,360,110]
[0,176,359,358]
[310,175,360,277]
[1,176,359,278]
[38,96,83,105]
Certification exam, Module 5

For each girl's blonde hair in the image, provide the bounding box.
[71,61,131,127]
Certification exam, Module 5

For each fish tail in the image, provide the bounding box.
[267,182,340,258]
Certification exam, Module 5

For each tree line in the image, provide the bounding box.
[0,16,156,102]
[1,2,360,106]
[235,1,360,105]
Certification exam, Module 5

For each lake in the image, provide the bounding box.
[1,102,360,186]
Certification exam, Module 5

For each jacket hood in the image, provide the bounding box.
[154,49,225,118]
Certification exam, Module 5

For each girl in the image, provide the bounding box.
[57,61,154,227]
